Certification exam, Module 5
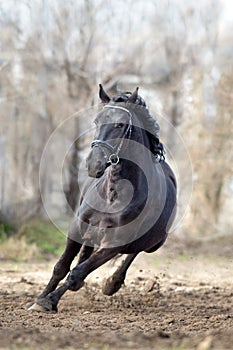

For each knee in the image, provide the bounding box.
[67,268,85,291]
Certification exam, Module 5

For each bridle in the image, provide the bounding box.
[91,105,133,165]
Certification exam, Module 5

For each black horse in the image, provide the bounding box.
[29,85,177,312]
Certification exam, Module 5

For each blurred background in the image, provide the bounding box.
[0,0,232,259]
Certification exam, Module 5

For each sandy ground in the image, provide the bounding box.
[0,236,233,350]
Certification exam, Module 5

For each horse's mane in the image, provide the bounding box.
[110,91,164,158]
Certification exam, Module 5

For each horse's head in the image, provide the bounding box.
[86,84,163,178]
[86,85,141,178]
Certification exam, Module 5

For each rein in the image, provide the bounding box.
[91,105,132,165]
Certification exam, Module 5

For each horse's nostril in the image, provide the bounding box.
[96,170,103,177]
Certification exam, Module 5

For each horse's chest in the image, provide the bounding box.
[81,178,134,215]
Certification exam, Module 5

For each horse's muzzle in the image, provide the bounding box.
[86,150,106,178]
[87,162,105,178]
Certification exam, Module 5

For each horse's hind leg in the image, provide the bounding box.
[102,253,138,296]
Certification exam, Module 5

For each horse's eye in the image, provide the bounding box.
[115,123,124,128]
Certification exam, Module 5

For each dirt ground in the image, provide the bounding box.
[0,236,233,350]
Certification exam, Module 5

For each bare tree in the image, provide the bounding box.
[0,0,232,239]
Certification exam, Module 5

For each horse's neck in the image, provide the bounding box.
[106,125,154,192]
[107,158,146,186]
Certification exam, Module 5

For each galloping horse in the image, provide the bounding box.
[29,85,177,312]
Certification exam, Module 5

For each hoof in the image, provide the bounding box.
[27,302,50,312]
[26,301,35,309]
[102,277,124,296]
[27,298,58,313]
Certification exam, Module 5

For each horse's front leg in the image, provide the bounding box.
[27,238,81,311]
[35,247,120,312]
[38,238,82,298]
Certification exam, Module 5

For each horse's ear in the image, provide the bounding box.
[99,84,110,103]
[127,87,139,103]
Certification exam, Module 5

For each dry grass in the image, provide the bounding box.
[0,237,40,261]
